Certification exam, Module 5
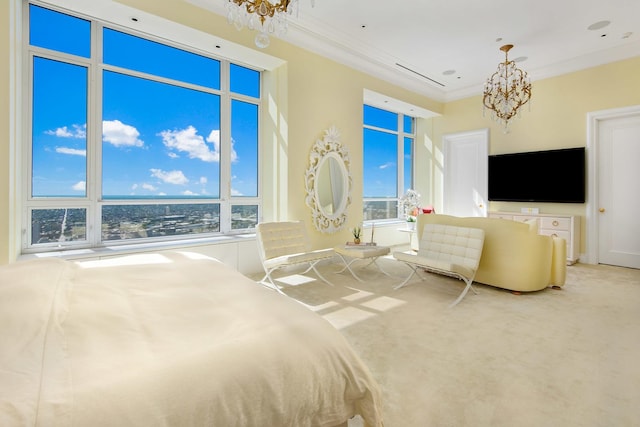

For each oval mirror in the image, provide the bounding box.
[305,126,351,233]
[316,153,348,217]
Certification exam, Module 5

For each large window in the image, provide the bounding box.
[25,3,261,252]
[363,105,415,221]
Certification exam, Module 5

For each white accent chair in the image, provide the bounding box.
[393,223,485,307]
[256,221,336,294]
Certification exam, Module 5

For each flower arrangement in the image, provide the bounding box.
[400,189,421,222]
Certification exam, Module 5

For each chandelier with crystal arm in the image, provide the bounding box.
[482,44,532,132]
[226,0,315,49]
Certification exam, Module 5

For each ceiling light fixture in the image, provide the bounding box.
[482,44,532,132]
[226,0,315,48]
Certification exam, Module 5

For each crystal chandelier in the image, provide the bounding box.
[226,0,314,49]
[482,44,532,132]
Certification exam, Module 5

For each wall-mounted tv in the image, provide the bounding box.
[488,147,586,203]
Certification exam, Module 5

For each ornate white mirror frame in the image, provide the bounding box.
[305,126,352,234]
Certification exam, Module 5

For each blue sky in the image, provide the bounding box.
[363,105,413,198]
[30,4,407,204]
[30,4,258,200]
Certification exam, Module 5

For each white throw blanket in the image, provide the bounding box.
[0,251,383,427]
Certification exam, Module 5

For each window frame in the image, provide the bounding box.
[362,104,415,223]
[22,1,262,254]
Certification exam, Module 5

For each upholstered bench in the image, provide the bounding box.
[393,223,485,307]
[334,245,391,281]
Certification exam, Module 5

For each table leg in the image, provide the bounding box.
[336,254,365,282]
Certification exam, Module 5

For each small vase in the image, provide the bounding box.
[354,238,361,244]
[407,222,415,231]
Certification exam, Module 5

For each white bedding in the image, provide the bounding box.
[0,251,383,427]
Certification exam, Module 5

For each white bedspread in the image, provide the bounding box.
[0,251,383,427]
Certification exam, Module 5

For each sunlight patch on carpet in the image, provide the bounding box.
[299,300,340,312]
[322,307,377,330]
[360,296,406,311]
[274,274,317,286]
[341,288,374,302]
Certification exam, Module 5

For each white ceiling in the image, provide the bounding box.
[190,0,640,103]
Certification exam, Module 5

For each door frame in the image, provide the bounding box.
[586,104,640,265]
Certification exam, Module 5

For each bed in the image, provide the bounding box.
[0,251,383,427]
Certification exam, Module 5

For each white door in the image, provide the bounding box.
[596,112,640,269]
[442,129,489,217]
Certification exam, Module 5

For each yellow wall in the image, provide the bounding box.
[1,0,639,263]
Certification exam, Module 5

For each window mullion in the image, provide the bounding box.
[87,21,102,246]
[396,113,404,206]
[219,61,231,233]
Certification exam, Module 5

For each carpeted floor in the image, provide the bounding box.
[250,254,640,427]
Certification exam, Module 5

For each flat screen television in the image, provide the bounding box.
[488,147,586,203]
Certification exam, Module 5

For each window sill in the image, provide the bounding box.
[363,219,408,227]
[19,233,257,262]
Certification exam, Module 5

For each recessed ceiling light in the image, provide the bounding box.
[442,69,456,76]
[514,56,528,63]
[622,32,633,39]
[588,20,611,31]
[495,37,503,42]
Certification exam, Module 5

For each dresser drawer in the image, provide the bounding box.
[539,229,570,242]
[540,217,571,231]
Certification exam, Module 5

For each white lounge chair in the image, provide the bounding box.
[256,221,336,294]
[394,223,485,307]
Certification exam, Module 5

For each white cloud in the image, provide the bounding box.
[142,183,158,191]
[159,126,219,162]
[199,176,207,184]
[103,120,144,148]
[56,147,86,156]
[183,190,197,196]
[150,168,188,185]
[46,124,86,139]
[231,188,243,196]
[207,130,239,162]
[72,181,86,191]
[379,162,395,170]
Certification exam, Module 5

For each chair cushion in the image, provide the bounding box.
[417,224,484,272]
[256,221,311,261]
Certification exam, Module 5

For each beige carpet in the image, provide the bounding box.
[250,254,640,427]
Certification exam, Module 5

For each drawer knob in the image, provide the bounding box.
[552,220,559,226]
[599,208,606,213]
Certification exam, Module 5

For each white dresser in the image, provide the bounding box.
[488,212,580,265]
